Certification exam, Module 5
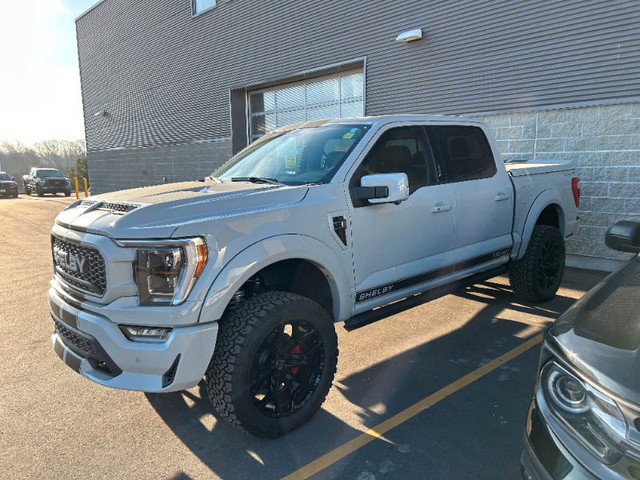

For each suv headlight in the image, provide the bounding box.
[540,361,627,464]
[132,237,208,306]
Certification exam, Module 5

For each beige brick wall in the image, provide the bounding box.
[477,103,640,270]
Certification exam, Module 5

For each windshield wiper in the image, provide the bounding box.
[205,175,223,183]
[230,176,282,185]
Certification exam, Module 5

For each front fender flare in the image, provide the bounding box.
[198,234,352,324]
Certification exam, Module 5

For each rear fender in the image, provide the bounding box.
[515,190,566,260]
[198,234,352,323]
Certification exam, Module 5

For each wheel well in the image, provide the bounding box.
[535,204,563,235]
[228,259,334,319]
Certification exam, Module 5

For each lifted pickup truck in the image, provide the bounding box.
[24,167,71,196]
[49,115,580,437]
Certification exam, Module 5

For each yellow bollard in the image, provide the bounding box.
[83,178,88,197]
[74,178,79,199]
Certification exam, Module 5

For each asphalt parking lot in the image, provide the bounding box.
[0,194,607,480]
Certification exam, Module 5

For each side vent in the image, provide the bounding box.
[332,216,348,246]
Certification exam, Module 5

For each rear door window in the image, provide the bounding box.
[425,126,496,183]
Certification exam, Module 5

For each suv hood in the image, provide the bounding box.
[55,180,309,238]
[547,255,640,405]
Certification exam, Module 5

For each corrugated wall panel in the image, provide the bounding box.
[77,0,640,152]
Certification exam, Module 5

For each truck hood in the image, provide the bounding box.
[547,255,640,405]
[55,180,309,238]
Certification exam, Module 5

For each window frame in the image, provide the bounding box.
[247,70,365,143]
[191,0,216,17]
[425,125,497,185]
[348,125,438,207]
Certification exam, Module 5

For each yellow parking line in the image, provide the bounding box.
[282,333,543,480]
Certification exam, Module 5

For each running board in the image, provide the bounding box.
[343,266,508,332]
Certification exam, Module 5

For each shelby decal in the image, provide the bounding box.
[357,284,395,302]
[491,248,510,260]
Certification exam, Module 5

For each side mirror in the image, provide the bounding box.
[11,176,15,181]
[605,221,640,253]
[355,173,409,205]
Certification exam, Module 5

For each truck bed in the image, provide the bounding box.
[505,160,574,177]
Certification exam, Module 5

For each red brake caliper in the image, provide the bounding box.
[290,345,301,376]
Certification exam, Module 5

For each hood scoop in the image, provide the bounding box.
[79,199,142,214]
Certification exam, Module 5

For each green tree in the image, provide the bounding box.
[66,156,89,187]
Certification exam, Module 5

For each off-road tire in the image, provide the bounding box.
[509,225,565,303]
[205,291,338,438]
[25,185,30,195]
[64,191,71,197]
[37,186,43,197]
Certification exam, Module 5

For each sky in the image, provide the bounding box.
[0,0,97,146]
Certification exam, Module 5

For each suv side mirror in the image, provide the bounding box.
[11,176,15,181]
[605,221,640,253]
[355,173,409,205]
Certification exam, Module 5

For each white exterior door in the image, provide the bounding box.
[426,125,513,267]
[348,126,456,308]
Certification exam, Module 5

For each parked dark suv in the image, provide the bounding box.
[0,172,19,197]
[522,221,640,480]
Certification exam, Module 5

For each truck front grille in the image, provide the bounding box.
[52,236,107,296]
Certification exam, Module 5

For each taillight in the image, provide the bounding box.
[571,177,580,208]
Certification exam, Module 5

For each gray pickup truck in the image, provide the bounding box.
[49,115,580,437]
[23,167,71,196]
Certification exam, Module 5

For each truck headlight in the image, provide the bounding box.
[541,361,627,464]
[134,237,207,306]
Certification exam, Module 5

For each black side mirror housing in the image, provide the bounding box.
[605,221,640,253]
[11,176,15,181]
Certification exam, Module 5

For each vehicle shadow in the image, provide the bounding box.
[146,274,600,480]
[325,278,591,479]
[145,380,361,479]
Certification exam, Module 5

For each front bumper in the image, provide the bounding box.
[522,396,640,480]
[49,285,218,392]
[40,184,70,193]
[0,185,17,195]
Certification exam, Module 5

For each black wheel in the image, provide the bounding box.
[64,191,71,197]
[37,186,43,197]
[509,225,565,303]
[25,186,30,195]
[13,192,18,198]
[205,291,338,438]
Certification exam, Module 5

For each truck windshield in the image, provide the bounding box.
[0,173,10,181]
[213,123,370,185]
[37,170,64,178]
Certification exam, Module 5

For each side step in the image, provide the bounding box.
[343,266,508,332]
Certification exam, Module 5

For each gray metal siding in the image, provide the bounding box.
[77,0,640,153]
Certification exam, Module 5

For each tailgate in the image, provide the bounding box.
[506,160,574,176]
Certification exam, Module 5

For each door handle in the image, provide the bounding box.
[494,192,511,202]
[431,202,452,213]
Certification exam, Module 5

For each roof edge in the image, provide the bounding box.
[75,0,105,22]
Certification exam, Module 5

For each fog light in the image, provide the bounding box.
[120,325,172,342]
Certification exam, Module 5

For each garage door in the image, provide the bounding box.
[248,70,364,142]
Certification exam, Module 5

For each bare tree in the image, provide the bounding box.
[0,139,86,191]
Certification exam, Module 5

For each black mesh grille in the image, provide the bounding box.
[54,320,101,358]
[52,237,107,296]
[46,178,66,186]
[53,319,122,377]
[99,202,140,213]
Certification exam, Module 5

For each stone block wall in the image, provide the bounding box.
[88,139,232,195]
[478,103,640,270]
